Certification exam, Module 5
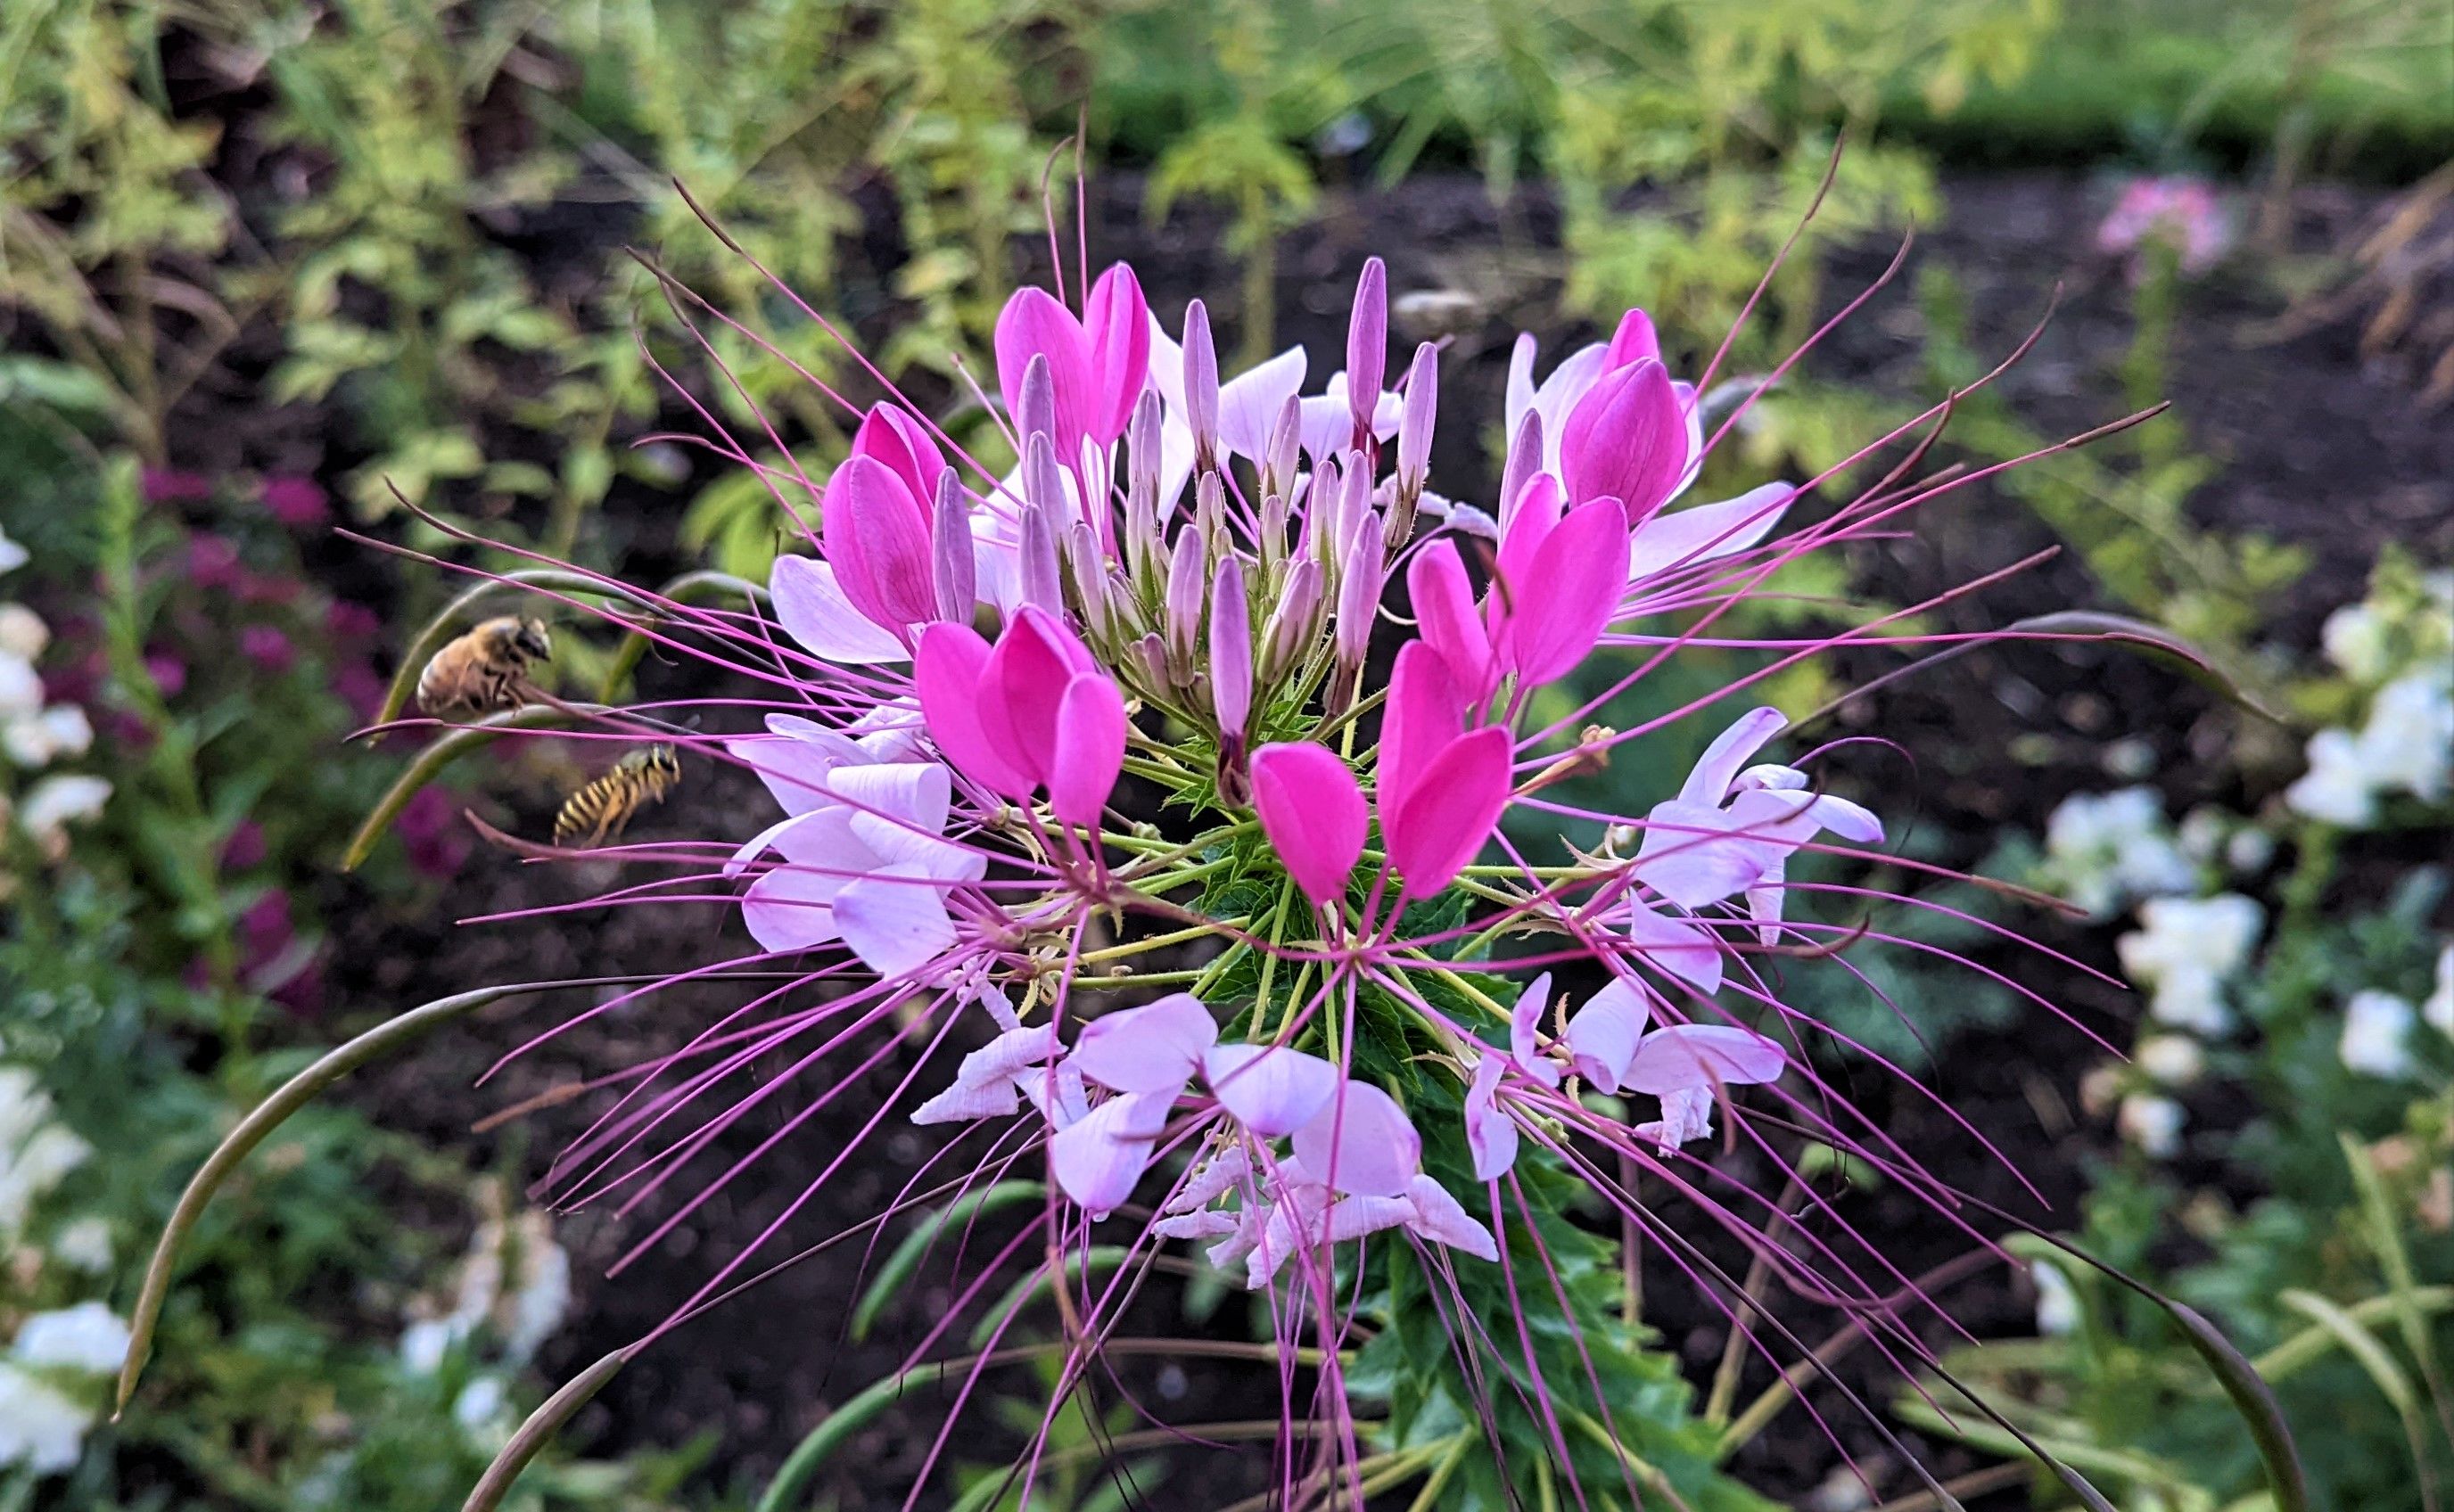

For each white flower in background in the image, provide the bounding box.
[0,526,26,576]
[451,1374,515,1440]
[2031,1259,2081,1335]
[17,774,111,855]
[2354,672,2452,802]
[2426,946,2452,1040]
[2119,1093,2185,1157]
[0,604,45,661]
[0,1362,89,1475]
[399,1204,572,1374]
[12,1302,131,1376]
[2320,601,2392,683]
[0,653,39,722]
[2340,990,2417,1079]
[2135,1034,2206,1085]
[0,1301,129,1477]
[0,1067,92,1237]
[2286,727,2375,826]
[2044,787,2195,915]
[2224,826,2273,876]
[51,1218,112,1273]
[4,706,94,768]
[2117,894,2262,1035]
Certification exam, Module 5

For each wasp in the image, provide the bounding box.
[416,616,552,719]
[553,744,681,847]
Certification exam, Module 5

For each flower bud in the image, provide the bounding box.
[930,469,976,622]
[1396,342,1437,499]
[1346,259,1388,451]
[1018,351,1058,447]
[1182,300,1220,469]
[1164,525,1206,674]
[1263,391,1301,501]
[1210,556,1252,736]
[1263,558,1322,680]
[1335,512,1385,670]
[1066,520,1112,639]
[1125,389,1165,585]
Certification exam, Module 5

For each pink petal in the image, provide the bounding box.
[1378,640,1465,818]
[1210,557,1253,735]
[994,285,1094,454]
[1626,484,1793,584]
[1626,899,1724,994]
[1290,1080,1421,1197]
[1164,1146,1251,1214]
[1678,707,1789,805]
[1464,1055,1519,1181]
[1082,264,1151,444]
[1072,994,1219,1094]
[979,605,1095,786]
[1562,977,1653,1093]
[1495,472,1565,596]
[1048,1090,1173,1218]
[1153,1210,1239,1240]
[770,555,907,664]
[1407,540,1496,703]
[741,859,849,954]
[1807,793,1885,843]
[1603,308,1660,370]
[1748,859,1786,947]
[833,865,959,978]
[1404,1173,1498,1261]
[823,761,952,834]
[910,1072,1019,1125]
[825,455,935,629]
[851,403,948,510]
[1345,259,1388,442]
[726,727,861,818]
[1498,498,1624,687]
[1383,726,1512,901]
[915,622,1032,799]
[1249,743,1367,908]
[1560,358,1685,524]
[1049,672,1126,828]
[1623,1023,1786,1095]
[1201,1043,1338,1137]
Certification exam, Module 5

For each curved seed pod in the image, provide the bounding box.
[463,1351,628,1512]
[344,703,598,871]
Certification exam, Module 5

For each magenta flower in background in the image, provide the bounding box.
[259,474,331,528]
[239,625,296,673]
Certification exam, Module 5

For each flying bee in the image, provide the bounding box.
[553,744,681,848]
[417,616,552,719]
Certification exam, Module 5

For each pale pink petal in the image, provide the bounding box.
[1633,801,1771,909]
[824,761,952,834]
[1164,1146,1252,1214]
[1202,1043,1338,1137]
[1250,742,1367,907]
[1404,1173,1498,1261]
[1464,1055,1519,1181]
[1807,793,1885,844]
[1327,1194,1416,1244]
[832,865,959,979]
[1623,1023,1786,1095]
[727,726,861,817]
[1013,1060,1090,1130]
[1290,1080,1421,1198]
[1562,977,1653,1092]
[1215,346,1309,462]
[910,1073,1019,1125]
[740,834,853,953]
[1153,1210,1240,1240]
[1626,483,1793,583]
[770,555,907,664]
[1509,973,1562,1087]
[1679,706,1789,805]
[1383,726,1511,901]
[1503,332,1539,440]
[1048,1089,1172,1218]
[1626,899,1725,994]
[1748,858,1786,946]
[1073,994,1219,1094]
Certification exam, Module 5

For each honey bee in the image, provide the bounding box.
[553,744,681,847]
[416,616,552,719]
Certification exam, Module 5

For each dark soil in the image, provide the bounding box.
[308,169,2454,1510]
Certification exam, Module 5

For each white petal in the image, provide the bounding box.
[770,555,907,664]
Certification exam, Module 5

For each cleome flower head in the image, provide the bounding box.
[379,217,2163,1507]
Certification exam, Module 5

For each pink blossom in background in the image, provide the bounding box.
[240,625,297,673]
[220,820,268,872]
[393,786,469,879]
[142,469,216,504]
[259,474,331,528]
[2097,175,2231,276]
